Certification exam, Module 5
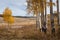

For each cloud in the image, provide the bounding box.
[24,2,27,6]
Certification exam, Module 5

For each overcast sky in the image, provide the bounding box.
[0,0,60,16]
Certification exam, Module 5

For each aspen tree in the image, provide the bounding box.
[3,7,14,28]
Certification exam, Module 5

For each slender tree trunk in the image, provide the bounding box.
[40,0,45,32]
[50,0,55,34]
[44,0,47,30]
[36,12,40,29]
[35,0,40,30]
[57,0,59,25]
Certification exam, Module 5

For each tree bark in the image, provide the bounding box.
[57,0,59,25]
[50,0,55,34]
[36,12,40,29]
[40,0,45,32]
[44,0,47,30]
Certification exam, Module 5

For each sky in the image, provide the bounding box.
[0,0,31,16]
[0,0,60,16]
[47,0,60,14]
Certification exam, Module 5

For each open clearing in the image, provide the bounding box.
[0,17,60,40]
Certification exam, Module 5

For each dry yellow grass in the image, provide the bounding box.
[0,24,60,40]
[0,17,60,40]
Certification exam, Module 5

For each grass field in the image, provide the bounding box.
[0,17,60,40]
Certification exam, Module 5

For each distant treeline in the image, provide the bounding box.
[13,16,36,18]
[0,14,36,18]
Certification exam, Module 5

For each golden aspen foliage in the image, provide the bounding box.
[7,17,14,24]
[3,8,12,16]
[26,0,45,15]
[26,0,55,15]
[3,7,14,24]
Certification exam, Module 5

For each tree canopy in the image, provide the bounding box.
[3,7,14,24]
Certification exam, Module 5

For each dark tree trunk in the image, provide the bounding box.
[50,0,55,34]
[57,0,59,25]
